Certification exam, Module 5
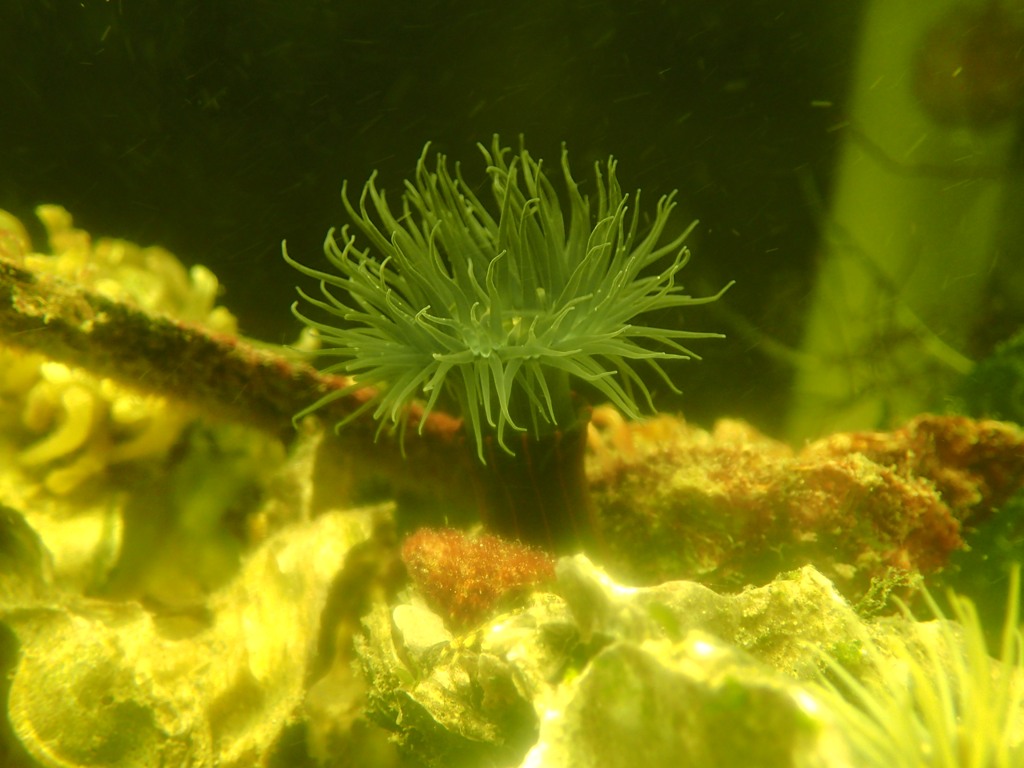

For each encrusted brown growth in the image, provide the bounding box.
[803,415,1024,528]
[586,409,1024,599]
[401,528,556,631]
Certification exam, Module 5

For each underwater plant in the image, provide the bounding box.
[956,327,1024,426]
[284,137,728,545]
[817,565,1024,767]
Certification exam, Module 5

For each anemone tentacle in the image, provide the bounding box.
[284,136,731,463]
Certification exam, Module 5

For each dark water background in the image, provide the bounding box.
[0,0,858,434]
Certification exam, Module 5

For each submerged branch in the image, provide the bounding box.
[0,255,470,492]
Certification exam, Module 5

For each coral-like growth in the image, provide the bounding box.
[401,527,555,630]
[16,205,236,331]
[0,206,236,494]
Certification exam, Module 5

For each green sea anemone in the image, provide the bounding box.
[283,136,729,465]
